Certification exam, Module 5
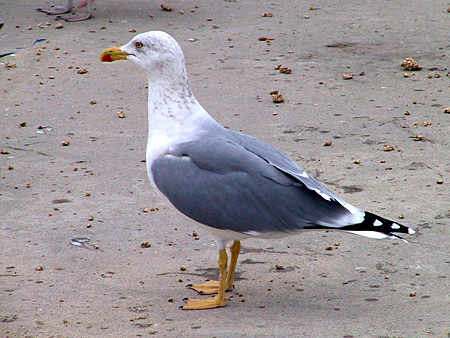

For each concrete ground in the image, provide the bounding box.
[1,0,449,337]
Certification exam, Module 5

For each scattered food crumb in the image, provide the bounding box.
[415,121,431,126]
[404,110,411,115]
[161,3,173,11]
[413,134,423,141]
[270,90,284,103]
[36,266,44,271]
[180,266,187,271]
[275,264,284,270]
[325,246,333,251]
[383,145,394,152]
[5,62,17,69]
[262,12,273,17]
[118,111,126,118]
[342,73,354,80]
[55,23,63,29]
[61,140,70,146]
[401,57,422,70]
[77,68,88,74]
[323,141,332,147]
[141,242,151,248]
[436,179,444,184]
[353,159,361,164]
[410,291,417,297]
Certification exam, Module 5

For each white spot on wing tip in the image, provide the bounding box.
[391,223,401,230]
[373,219,382,226]
[408,228,416,234]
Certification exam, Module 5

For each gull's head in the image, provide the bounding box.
[100,31,185,75]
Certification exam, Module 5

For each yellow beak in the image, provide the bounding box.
[100,46,130,62]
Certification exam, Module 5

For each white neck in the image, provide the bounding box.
[146,71,216,142]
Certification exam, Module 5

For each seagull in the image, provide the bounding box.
[100,31,415,310]
[36,0,94,22]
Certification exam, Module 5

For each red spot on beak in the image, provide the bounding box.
[101,54,114,62]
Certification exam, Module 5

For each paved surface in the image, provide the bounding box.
[1,1,449,337]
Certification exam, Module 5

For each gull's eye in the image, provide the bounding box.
[135,41,143,49]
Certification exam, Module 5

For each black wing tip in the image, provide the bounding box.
[358,211,415,234]
[337,211,415,236]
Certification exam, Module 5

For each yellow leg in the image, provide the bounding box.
[182,248,228,310]
[189,240,241,294]
[226,240,241,291]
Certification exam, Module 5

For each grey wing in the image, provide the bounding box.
[228,130,365,218]
[151,136,363,235]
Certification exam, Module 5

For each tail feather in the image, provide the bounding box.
[342,211,415,242]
